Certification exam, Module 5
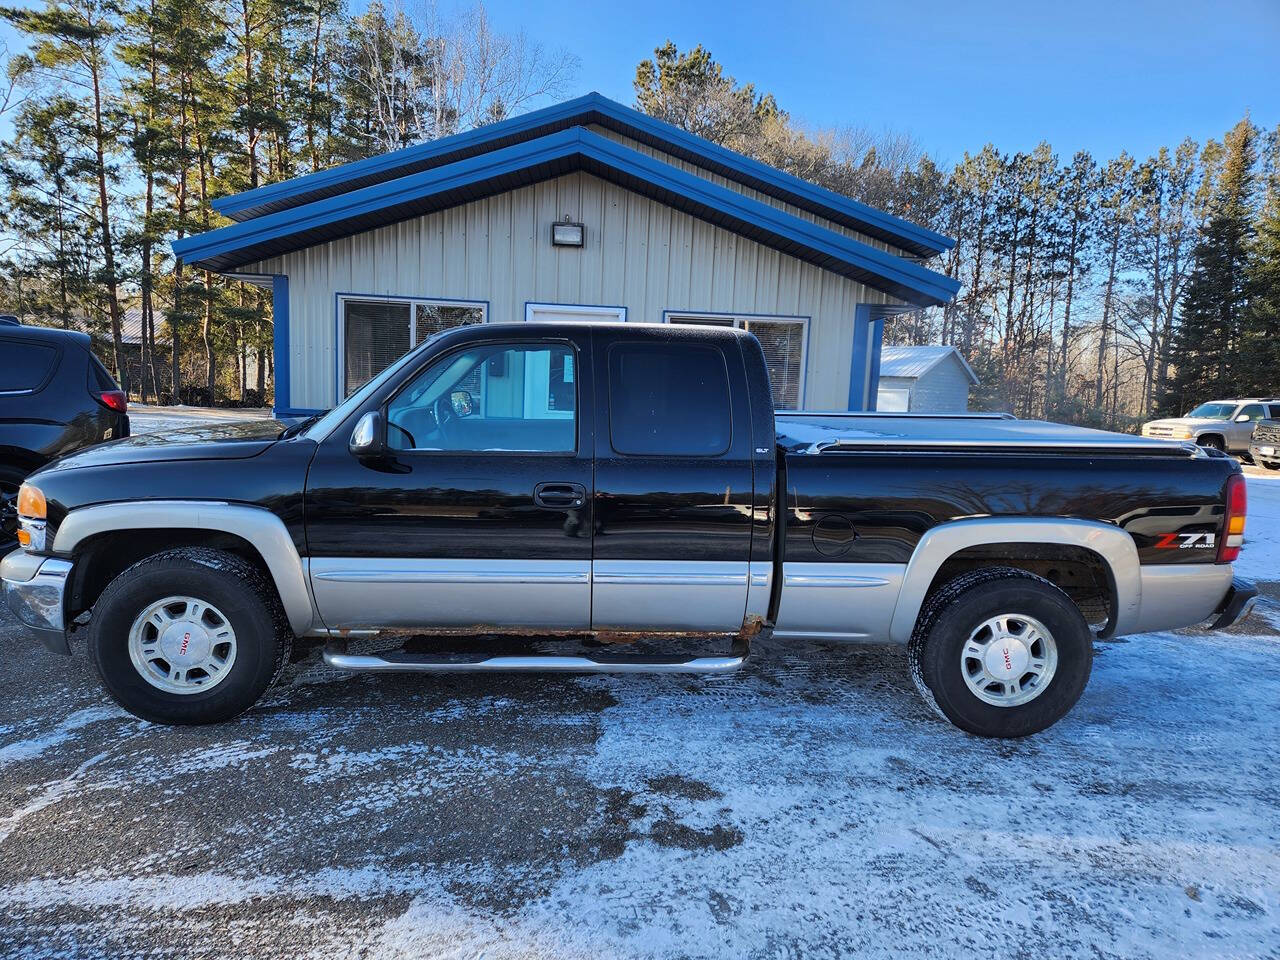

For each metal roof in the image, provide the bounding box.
[210,93,954,259]
[174,127,962,308]
[879,345,979,384]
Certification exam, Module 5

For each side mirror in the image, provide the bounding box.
[349,410,386,457]
[1236,414,1251,423]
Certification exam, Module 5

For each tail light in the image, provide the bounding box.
[1218,473,1246,563]
[96,390,127,413]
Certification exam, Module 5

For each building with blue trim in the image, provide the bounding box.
[173,93,959,416]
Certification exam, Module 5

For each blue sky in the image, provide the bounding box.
[1,0,1275,165]
[481,0,1280,165]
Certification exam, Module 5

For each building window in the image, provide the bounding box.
[666,313,807,410]
[340,296,486,397]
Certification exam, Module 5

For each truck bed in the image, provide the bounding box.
[776,412,1200,457]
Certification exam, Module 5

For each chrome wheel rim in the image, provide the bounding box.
[961,613,1057,707]
[127,596,238,695]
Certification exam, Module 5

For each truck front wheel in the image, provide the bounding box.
[908,567,1093,738]
[87,548,292,724]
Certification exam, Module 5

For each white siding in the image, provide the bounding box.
[877,358,973,413]
[244,170,894,411]
[907,357,973,412]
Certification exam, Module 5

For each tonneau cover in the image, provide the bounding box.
[776,412,1198,457]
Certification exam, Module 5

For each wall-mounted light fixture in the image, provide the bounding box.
[551,217,585,248]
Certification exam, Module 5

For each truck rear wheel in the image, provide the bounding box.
[908,567,1093,738]
[87,548,292,724]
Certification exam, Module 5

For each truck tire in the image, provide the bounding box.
[87,548,292,724]
[1198,435,1224,452]
[907,567,1093,738]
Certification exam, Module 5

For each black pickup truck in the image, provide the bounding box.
[2,323,1258,737]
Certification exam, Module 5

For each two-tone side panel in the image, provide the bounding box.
[589,326,756,633]
[773,448,1241,643]
[304,328,595,630]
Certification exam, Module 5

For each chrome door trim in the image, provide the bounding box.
[592,570,748,586]
[782,571,893,588]
[312,567,589,584]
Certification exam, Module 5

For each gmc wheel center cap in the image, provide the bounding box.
[984,637,1029,679]
[160,621,211,665]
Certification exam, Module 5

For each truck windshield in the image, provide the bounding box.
[1186,403,1236,420]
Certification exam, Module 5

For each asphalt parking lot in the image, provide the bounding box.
[1,414,1277,958]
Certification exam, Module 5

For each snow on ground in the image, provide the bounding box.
[1237,469,1280,584]
[125,403,273,437]
[0,425,1277,957]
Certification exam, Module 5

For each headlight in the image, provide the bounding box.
[15,484,47,552]
[17,483,46,519]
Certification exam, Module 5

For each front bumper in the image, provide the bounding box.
[2,548,72,654]
[1249,442,1279,465]
[1207,577,1260,630]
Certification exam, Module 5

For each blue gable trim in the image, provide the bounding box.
[176,127,960,308]
[211,92,953,259]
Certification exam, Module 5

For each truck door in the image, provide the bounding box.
[589,326,756,633]
[304,329,594,631]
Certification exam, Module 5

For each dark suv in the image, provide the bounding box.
[1,324,129,551]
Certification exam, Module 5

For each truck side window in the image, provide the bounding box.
[385,342,576,453]
[1239,404,1265,421]
[608,343,731,456]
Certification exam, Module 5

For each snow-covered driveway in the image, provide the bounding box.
[1,466,1277,957]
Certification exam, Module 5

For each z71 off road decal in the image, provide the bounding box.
[1154,532,1217,549]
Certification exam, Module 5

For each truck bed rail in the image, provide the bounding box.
[775,412,1201,457]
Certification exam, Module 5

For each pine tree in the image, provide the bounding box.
[3,0,127,386]
[1242,124,1280,396]
[1164,118,1258,412]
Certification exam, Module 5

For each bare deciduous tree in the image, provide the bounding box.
[345,0,578,153]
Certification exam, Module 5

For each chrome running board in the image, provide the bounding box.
[322,641,749,675]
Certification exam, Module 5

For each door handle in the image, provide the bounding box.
[533,481,586,509]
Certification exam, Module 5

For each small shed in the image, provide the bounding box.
[876,345,978,412]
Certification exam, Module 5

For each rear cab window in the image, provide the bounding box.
[0,339,59,393]
[607,342,732,456]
